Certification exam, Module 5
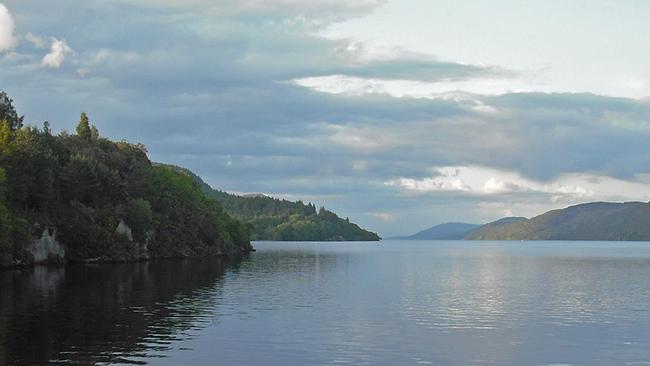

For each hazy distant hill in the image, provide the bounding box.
[161,165,381,242]
[464,217,528,240]
[465,202,650,241]
[394,223,480,240]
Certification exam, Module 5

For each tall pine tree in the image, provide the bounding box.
[76,112,92,141]
[0,91,24,131]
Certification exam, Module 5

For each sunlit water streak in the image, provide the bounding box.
[2,240,650,365]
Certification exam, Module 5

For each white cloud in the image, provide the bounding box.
[124,0,385,21]
[234,0,385,13]
[0,4,16,52]
[25,32,45,48]
[294,74,548,100]
[41,38,72,68]
[326,124,404,153]
[2,0,650,237]
[76,68,90,77]
[272,124,403,155]
[351,160,369,171]
[386,165,650,204]
[369,212,394,222]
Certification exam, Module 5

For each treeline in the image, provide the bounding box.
[217,194,381,241]
[166,166,381,241]
[0,91,252,267]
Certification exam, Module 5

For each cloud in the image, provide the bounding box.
[0,4,16,52]
[387,165,650,204]
[368,212,395,222]
[233,0,385,17]
[294,76,506,114]
[41,38,72,68]
[25,32,45,48]
[1,0,650,236]
[126,0,386,21]
[325,124,404,153]
[294,74,543,99]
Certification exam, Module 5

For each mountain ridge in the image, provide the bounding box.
[392,222,480,240]
[396,202,650,242]
[160,165,381,242]
[466,201,650,241]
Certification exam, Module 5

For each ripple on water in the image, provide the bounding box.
[3,242,650,365]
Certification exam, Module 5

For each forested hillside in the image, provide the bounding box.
[465,202,650,241]
[0,91,252,267]
[464,217,528,240]
[164,166,381,241]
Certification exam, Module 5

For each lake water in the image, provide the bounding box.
[2,240,650,365]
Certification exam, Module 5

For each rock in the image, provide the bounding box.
[116,219,134,241]
[31,228,65,263]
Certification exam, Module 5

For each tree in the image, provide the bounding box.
[0,91,254,266]
[0,91,24,131]
[0,119,12,153]
[5,127,57,210]
[126,198,153,243]
[43,121,52,136]
[90,124,99,141]
[76,112,92,141]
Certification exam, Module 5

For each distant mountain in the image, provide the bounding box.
[160,165,381,242]
[465,202,650,241]
[464,217,528,240]
[394,223,480,240]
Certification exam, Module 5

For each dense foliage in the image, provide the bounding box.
[465,202,650,241]
[165,166,381,241]
[0,91,251,267]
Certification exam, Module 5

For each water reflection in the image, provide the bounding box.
[3,241,650,366]
[0,257,245,365]
[394,244,650,365]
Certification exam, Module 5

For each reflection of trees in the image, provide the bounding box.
[0,257,246,365]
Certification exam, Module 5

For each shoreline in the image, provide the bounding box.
[0,246,256,271]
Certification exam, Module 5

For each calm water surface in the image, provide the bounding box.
[2,240,650,365]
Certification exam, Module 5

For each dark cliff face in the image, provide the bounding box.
[465,202,650,241]
[0,98,252,267]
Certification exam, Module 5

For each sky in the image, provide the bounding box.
[0,0,649,237]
